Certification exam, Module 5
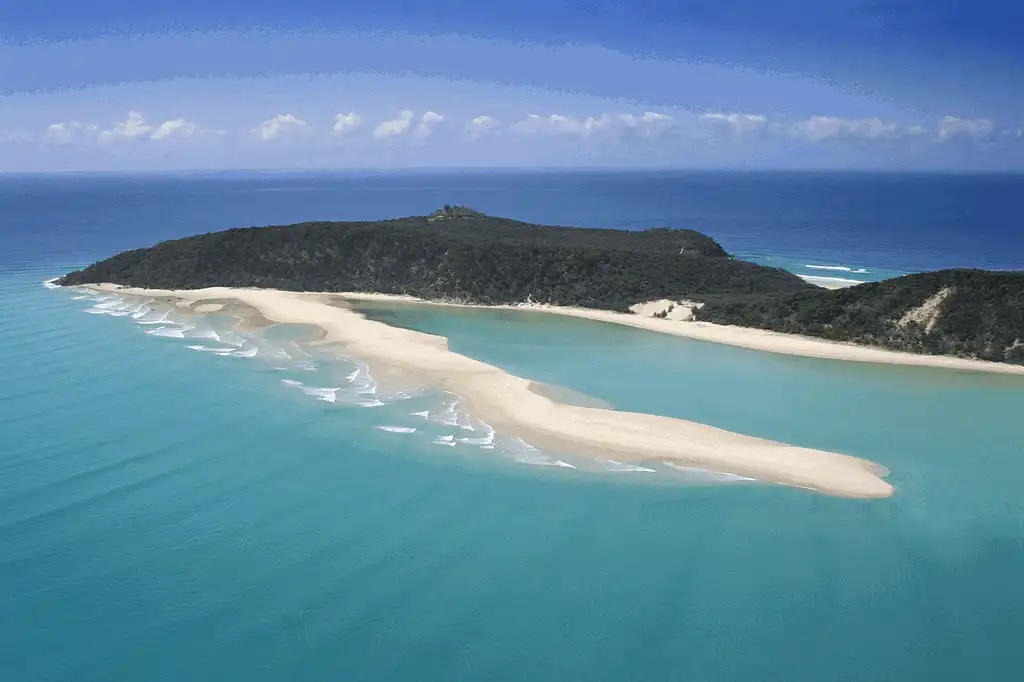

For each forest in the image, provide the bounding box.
[58,206,814,310]
[695,269,1024,363]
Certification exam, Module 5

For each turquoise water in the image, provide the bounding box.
[3,173,1024,681]
[3,274,1023,681]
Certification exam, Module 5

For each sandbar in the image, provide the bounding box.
[83,284,894,498]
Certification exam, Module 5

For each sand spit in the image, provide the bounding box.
[83,284,894,498]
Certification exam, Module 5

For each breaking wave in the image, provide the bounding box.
[501,437,576,469]
[799,275,866,288]
[805,264,869,274]
[603,460,656,473]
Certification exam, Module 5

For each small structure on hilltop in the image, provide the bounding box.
[427,205,486,222]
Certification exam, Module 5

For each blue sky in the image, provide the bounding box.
[2,1,1023,171]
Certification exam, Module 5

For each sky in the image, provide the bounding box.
[1,1,1023,171]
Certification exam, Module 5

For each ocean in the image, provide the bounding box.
[2,171,1023,681]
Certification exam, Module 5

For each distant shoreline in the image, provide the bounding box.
[78,283,897,498]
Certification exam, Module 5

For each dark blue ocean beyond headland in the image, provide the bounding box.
[2,171,1023,682]
[3,170,1023,283]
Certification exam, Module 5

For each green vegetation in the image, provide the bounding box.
[695,269,1024,364]
[57,208,813,311]
[58,207,1023,364]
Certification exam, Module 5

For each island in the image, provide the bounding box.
[53,208,1024,498]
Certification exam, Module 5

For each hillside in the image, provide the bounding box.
[57,207,815,311]
[695,269,1024,364]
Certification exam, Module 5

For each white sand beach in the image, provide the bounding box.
[86,284,897,498]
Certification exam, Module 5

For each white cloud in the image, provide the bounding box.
[789,116,903,142]
[936,116,995,141]
[253,113,309,141]
[411,111,445,140]
[619,111,676,137]
[41,121,99,145]
[44,112,201,144]
[374,110,415,139]
[699,112,769,136]
[150,118,197,141]
[465,115,500,139]
[332,112,362,134]
[509,113,587,136]
[509,112,670,139]
[98,111,152,142]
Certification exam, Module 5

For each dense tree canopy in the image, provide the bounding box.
[58,208,813,311]
[696,269,1024,364]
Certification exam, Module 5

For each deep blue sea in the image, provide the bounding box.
[2,171,1024,681]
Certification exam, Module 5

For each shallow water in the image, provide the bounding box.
[3,173,1024,681]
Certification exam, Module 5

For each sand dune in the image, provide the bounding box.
[84,284,895,498]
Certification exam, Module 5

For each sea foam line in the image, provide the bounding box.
[604,460,656,473]
[805,264,869,273]
[799,275,866,288]
[662,461,756,482]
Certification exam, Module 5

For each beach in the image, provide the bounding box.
[84,284,897,498]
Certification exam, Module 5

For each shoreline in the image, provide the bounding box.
[337,292,1024,376]
[79,283,894,499]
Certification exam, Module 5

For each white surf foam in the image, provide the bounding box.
[805,264,855,272]
[302,386,341,403]
[146,326,189,339]
[134,311,170,325]
[294,360,318,371]
[431,399,460,427]
[433,435,458,447]
[412,410,430,419]
[189,328,221,341]
[186,345,239,353]
[456,412,476,431]
[376,425,417,433]
[458,418,495,446]
[346,363,378,394]
[218,332,247,347]
[232,347,258,358]
[281,379,303,387]
[799,275,865,288]
[661,461,756,482]
[604,460,657,473]
[503,437,576,469]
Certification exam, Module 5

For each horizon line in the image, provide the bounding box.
[5,166,1024,177]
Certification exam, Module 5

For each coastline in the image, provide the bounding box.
[338,292,1024,376]
[81,283,894,499]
